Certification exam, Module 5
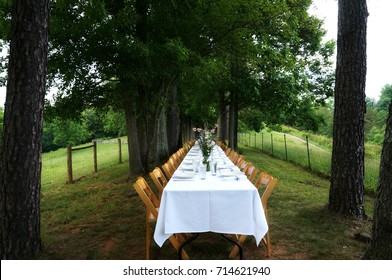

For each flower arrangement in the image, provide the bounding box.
[193,125,217,164]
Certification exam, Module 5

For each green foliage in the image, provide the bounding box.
[84,109,106,139]
[377,84,392,111]
[43,119,90,151]
[43,108,127,152]
[44,0,335,132]
[363,84,392,144]
[0,39,8,87]
[103,109,127,137]
[239,108,265,132]
[0,0,11,41]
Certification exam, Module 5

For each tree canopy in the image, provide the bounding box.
[0,0,335,173]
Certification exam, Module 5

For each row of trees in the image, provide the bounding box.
[41,0,334,176]
[3,0,335,175]
[3,80,390,154]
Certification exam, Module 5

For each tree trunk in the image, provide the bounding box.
[166,84,181,155]
[136,87,148,171]
[228,91,238,151]
[217,90,228,143]
[182,116,193,143]
[157,108,169,161]
[364,101,392,259]
[0,0,49,259]
[329,0,368,218]
[123,96,143,176]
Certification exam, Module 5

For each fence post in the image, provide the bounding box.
[67,145,73,184]
[118,138,122,163]
[93,140,98,172]
[254,133,257,148]
[284,134,288,161]
[306,135,311,170]
[261,133,264,151]
[271,133,274,156]
[248,133,251,147]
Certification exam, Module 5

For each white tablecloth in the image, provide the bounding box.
[153,145,268,247]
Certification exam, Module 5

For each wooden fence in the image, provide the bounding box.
[66,138,124,184]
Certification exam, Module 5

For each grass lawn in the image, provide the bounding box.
[37,144,373,260]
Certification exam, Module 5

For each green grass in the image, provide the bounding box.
[239,130,380,195]
[37,142,373,260]
[42,139,129,188]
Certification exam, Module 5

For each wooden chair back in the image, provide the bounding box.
[149,167,168,199]
[162,162,175,180]
[245,164,259,183]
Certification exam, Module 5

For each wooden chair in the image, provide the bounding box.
[149,167,168,200]
[254,171,271,190]
[237,158,249,172]
[258,175,278,257]
[133,177,189,260]
[235,156,245,167]
[228,173,278,258]
[162,162,175,180]
[176,148,186,161]
[245,164,259,184]
[183,142,191,153]
[229,151,239,164]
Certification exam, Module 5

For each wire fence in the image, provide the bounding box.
[239,132,331,174]
[238,132,380,193]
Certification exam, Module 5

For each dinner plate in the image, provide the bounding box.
[173,172,196,179]
[218,170,244,177]
[217,163,236,170]
[180,166,194,171]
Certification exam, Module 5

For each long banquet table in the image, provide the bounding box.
[153,143,268,257]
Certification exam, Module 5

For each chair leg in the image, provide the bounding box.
[168,235,190,260]
[146,222,151,260]
[262,231,271,257]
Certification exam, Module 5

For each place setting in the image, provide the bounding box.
[171,170,197,181]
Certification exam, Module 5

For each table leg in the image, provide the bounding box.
[178,233,244,260]
[178,233,199,260]
[222,234,243,260]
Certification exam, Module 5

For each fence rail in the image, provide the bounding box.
[66,139,125,184]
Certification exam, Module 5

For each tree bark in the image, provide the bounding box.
[123,95,143,176]
[157,108,169,161]
[217,90,228,143]
[0,0,49,259]
[364,101,392,259]
[329,0,368,218]
[166,84,181,155]
[228,91,238,151]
